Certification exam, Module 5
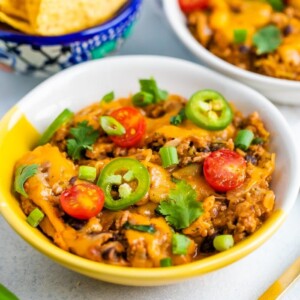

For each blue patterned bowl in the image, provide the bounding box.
[0,0,142,77]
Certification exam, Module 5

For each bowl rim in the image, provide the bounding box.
[163,0,300,88]
[0,55,299,284]
[0,0,142,45]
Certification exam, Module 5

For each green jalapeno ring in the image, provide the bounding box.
[38,108,74,145]
[185,89,233,131]
[97,158,150,211]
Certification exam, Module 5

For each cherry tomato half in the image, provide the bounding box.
[110,106,146,148]
[60,183,104,219]
[179,0,209,13]
[203,149,246,192]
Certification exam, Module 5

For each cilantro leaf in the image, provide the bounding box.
[67,121,99,160]
[14,164,39,197]
[253,25,282,55]
[102,91,114,103]
[170,108,186,126]
[157,181,203,229]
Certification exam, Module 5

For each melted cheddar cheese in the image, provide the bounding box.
[15,95,276,267]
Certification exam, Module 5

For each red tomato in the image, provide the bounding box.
[110,106,146,148]
[179,0,209,13]
[203,149,246,192]
[60,184,104,219]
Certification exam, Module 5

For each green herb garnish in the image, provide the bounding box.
[253,25,282,55]
[252,137,265,145]
[266,0,284,11]
[170,108,186,125]
[132,77,168,106]
[233,29,247,44]
[100,116,125,136]
[160,257,172,267]
[132,91,154,107]
[26,208,45,227]
[102,91,115,103]
[14,164,39,198]
[172,233,191,255]
[213,234,234,252]
[67,121,99,160]
[157,181,203,230]
[159,146,179,168]
[123,222,156,233]
[118,183,132,198]
[234,129,254,151]
[78,165,97,182]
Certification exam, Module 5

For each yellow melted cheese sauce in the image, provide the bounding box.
[15,96,275,267]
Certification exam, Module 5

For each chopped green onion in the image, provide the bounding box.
[170,108,186,126]
[26,208,44,227]
[234,129,254,151]
[252,137,264,145]
[266,0,284,11]
[132,91,154,107]
[139,78,168,104]
[123,222,156,233]
[123,170,135,182]
[0,283,19,300]
[213,234,234,251]
[160,257,172,267]
[172,233,191,255]
[106,174,122,185]
[14,164,39,198]
[118,183,132,198]
[102,91,114,103]
[233,29,247,44]
[78,166,97,182]
[100,116,125,136]
[159,146,179,168]
[38,108,74,145]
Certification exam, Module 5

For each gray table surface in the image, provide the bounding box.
[1,1,300,299]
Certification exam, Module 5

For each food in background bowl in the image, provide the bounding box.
[164,0,300,105]
[13,78,276,268]
[179,0,300,81]
[0,56,299,285]
[0,0,141,76]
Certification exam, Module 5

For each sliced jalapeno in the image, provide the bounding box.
[0,283,19,300]
[185,89,233,131]
[97,158,150,210]
[38,108,74,145]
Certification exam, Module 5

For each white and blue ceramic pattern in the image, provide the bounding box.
[0,0,141,77]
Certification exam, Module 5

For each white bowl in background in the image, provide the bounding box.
[163,0,300,105]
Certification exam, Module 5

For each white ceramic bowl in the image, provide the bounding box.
[0,56,299,285]
[163,0,300,105]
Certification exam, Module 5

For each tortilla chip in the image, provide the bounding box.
[1,0,128,36]
[30,0,128,35]
[25,0,41,28]
[0,0,28,21]
[0,11,33,33]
